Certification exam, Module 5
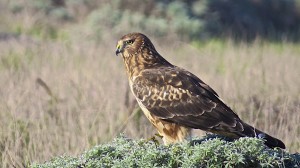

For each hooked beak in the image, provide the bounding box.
[115,42,123,56]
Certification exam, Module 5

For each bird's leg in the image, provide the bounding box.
[146,133,163,146]
[155,133,163,139]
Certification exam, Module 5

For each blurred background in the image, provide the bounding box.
[0,0,299,167]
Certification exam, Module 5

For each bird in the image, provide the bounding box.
[115,32,285,149]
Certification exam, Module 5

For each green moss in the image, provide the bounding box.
[31,135,300,168]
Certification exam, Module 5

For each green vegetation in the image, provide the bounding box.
[4,0,300,41]
[31,135,300,168]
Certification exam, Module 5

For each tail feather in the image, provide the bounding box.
[240,122,285,149]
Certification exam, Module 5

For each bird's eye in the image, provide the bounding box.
[125,40,134,45]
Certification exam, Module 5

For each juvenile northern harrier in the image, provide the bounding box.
[115,32,285,149]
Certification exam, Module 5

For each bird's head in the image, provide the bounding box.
[116,33,171,77]
[115,32,156,58]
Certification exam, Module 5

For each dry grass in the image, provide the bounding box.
[0,2,299,167]
[1,33,299,167]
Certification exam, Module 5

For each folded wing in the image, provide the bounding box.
[132,66,245,136]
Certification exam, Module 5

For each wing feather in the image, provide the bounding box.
[132,66,244,133]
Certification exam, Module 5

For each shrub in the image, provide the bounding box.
[31,135,300,168]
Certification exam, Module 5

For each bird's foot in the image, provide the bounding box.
[147,133,163,146]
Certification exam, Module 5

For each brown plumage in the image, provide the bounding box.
[115,32,285,149]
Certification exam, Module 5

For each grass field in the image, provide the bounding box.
[0,1,300,167]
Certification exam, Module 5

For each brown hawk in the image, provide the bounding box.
[115,32,285,149]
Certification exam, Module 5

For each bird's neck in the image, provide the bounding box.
[123,51,171,80]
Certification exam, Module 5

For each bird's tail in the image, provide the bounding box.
[239,122,285,149]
